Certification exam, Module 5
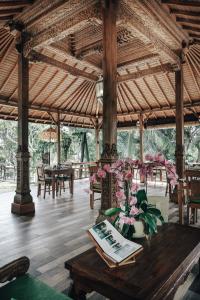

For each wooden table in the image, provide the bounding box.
[65,223,200,300]
[45,168,74,198]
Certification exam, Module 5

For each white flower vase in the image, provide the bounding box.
[132,221,146,238]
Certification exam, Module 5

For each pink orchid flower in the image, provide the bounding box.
[130,206,139,215]
[97,169,106,178]
[130,196,137,205]
[90,174,97,183]
[145,154,154,161]
[131,183,139,192]
[116,190,126,201]
[103,164,111,173]
[124,170,133,181]
[120,216,136,225]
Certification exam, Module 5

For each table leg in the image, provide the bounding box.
[178,181,184,225]
[70,174,74,195]
[52,175,55,199]
[198,257,200,275]
[68,283,86,300]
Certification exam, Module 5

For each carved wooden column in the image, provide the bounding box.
[175,63,184,225]
[57,112,61,165]
[11,32,35,215]
[99,0,118,220]
[175,65,184,179]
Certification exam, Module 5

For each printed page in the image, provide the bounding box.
[88,220,142,263]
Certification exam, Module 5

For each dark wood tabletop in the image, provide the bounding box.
[65,223,200,300]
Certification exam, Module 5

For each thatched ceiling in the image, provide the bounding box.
[0,0,200,128]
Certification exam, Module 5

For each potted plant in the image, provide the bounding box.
[90,154,177,240]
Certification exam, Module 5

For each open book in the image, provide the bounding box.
[88,220,143,267]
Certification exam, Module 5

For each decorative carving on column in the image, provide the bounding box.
[11,31,35,215]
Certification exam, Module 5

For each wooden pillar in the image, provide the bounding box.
[99,0,118,218]
[175,66,184,179]
[57,112,61,165]
[139,114,144,163]
[11,32,35,215]
[95,119,100,161]
[175,64,184,225]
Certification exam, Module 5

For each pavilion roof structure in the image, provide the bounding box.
[0,0,200,128]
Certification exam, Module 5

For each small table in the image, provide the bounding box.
[65,223,200,300]
[45,168,74,198]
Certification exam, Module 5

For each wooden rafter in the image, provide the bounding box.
[0,95,96,119]
[170,9,200,18]
[118,63,174,83]
[29,51,98,81]
[123,81,143,110]
[177,17,200,26]
[0,1,32,8]
[64,81,91,110]
[182,25,200,33]
[58,79,88,109]
[162,0,200,6]
[0,8,23,16]
[47,44,101,73]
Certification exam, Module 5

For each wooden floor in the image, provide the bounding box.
[0,179,199,299]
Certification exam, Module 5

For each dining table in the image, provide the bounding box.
[44,167,74,199]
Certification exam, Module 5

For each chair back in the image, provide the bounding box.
[88,165,98,176]
[37,166,45,181]
[188,180,200,200]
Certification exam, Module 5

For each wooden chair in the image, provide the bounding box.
[56,175,71,196]
[88,165,101,209]
[37,165,53,199]
[185,172,200,225]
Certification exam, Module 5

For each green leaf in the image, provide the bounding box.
[147,207,162,216]
[136,189,147,204]
[122,224,130,237]
[158,215,165,224]
[112,215,120,227]
[104,207,121,216]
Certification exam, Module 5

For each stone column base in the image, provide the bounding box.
[11,202,35,215]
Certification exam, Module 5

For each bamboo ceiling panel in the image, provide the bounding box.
[0,0,200,127]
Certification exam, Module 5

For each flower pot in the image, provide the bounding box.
[132,221,146,238]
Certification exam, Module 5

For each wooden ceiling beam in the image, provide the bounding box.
[23,4,100,57]
[117,63,174,83]
[47,45,101,73]
[1,94,200,121]
[0,95,96,120]
[0,8,23,16]
[182,25,200,33]
[170,9,200,18]
[117,53,159,70]
[0,1,32,8]
[0,16,12,21]
[162,0,200,6]
[28,51,98,82]
[189,33,200,39]
[177,17,200,26]
[117,100,200,117]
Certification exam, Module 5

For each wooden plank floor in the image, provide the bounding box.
[0,179,199,299]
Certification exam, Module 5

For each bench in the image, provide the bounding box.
[0,256,72,300]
